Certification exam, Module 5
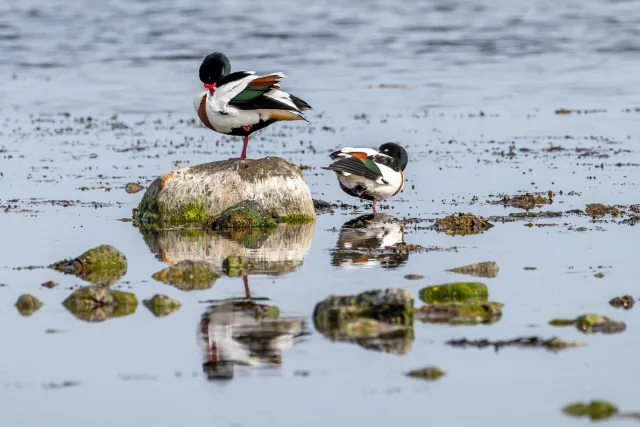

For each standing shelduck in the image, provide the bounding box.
[193,52,311,160]
[326,142,408,214]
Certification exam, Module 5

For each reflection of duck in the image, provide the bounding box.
[331,214,408,269]
[141,223,314,276]
[198,298,307,380]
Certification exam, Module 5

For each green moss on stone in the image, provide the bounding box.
[279,214,315,224]
[15,294,43,316]
[415,301,503,325]
[563,401,618,420]
[50,245,127,286]
[420,282,489,304]
[151,260,220,291]
[143,294,182,317]
[62,285,137,322]
[550,314,626,334]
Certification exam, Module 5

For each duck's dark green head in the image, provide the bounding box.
[199,52,231,85]
[379,142,408,171]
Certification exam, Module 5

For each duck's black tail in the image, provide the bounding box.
[290,94,312,111]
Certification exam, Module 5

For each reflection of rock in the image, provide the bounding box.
[331,214,409,269]
[15,294,43,316]
[447,262,499,278]
[198,300,306,380]
[63,286,137,322]
[415,301,503,325]
[142,223,314,276]
[563,401,619,421]
[313,288,414,355]
[151,260,220,291]
[549,314,626,334]
[143,294,182,317]
[50,245,127,286]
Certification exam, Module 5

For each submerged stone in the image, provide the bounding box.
[63,286,137,322]
[151,260,220,291]
[125,182,144,194]
[15,294,43,316]
[434,213,493,236]
[447,261,499,278]
[494,193,553,210]
[549,314,626,334]
[420,282,489,304]
[143,294,182,317]
[406,367,446,381]
[50,244,127,286]
[133,157,316,228]
[609,295,634,309]
[415,301,503,325]
[563,401,619,420]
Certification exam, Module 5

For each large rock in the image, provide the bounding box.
[134,157,315,228]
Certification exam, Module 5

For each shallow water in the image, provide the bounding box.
[1,0,640,426]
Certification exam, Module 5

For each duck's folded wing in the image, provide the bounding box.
[326,156,383,181]
[229,73,309,115]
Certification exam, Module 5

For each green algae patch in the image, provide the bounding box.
[563,401,619,420]
[447,261,499,278]
[406,367,446,381]
[493,192,553,210]
[15,294,43,316]
[222,256,256,277]
[434,213,494,236]
[279,214,315,225]
[549,314,626,334]
[151,260,220,291]
[135,195,212,228]
[416,301,503,325]
[143,294,182,317]
[63,285,137,322]
[585,203,620,217]
[212,201,277,230]
[50,245,127,286]
[419,282,488,304]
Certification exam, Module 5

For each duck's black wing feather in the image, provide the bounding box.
[326,157,382,181]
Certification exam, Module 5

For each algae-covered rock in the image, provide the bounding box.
[494,193,553,210]
[434,213,494,236]
[63,286,137,322]
[134,157,315,228]
[313,289,414,355]
[419,282,489,304]
[447,262,499,278]
[50,244,127,286]
[125,182,144,194]
[415,301,503,325]
[609,295,634,309]
[15,294,43,316]
[563,401,619,420]
[549,314,626,334]
[212,200,277,230]
[406,367,446,381]
[314,288,414,326]
[143,294,182,317]
[151,260,220,291]
[585,203,620,217]
[222,256,255,278]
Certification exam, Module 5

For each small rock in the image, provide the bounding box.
[125,182,144,194]
[15,294,43,316]
[50,245,127,286]
[494,193,553,210]
[447,262,499,278]
[609,295,634,309]
[585,203,619,217]
[293,370,311,377]
[523,266,537,270]
[143,294,182,317]
[406,367,445,381]
[41,280,57,289]
[434,213,493,236]
[549,314,626,334]
[563,401,619,420]
[62,285,137,322]
[594,272,604,278]
[404,274,424,280]
[419,282,488,304]
[151,260,220,290]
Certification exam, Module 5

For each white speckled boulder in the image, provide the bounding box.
[134,157,315,228]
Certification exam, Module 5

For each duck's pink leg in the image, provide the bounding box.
[229,130,251,161]
[372,198,377,214]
